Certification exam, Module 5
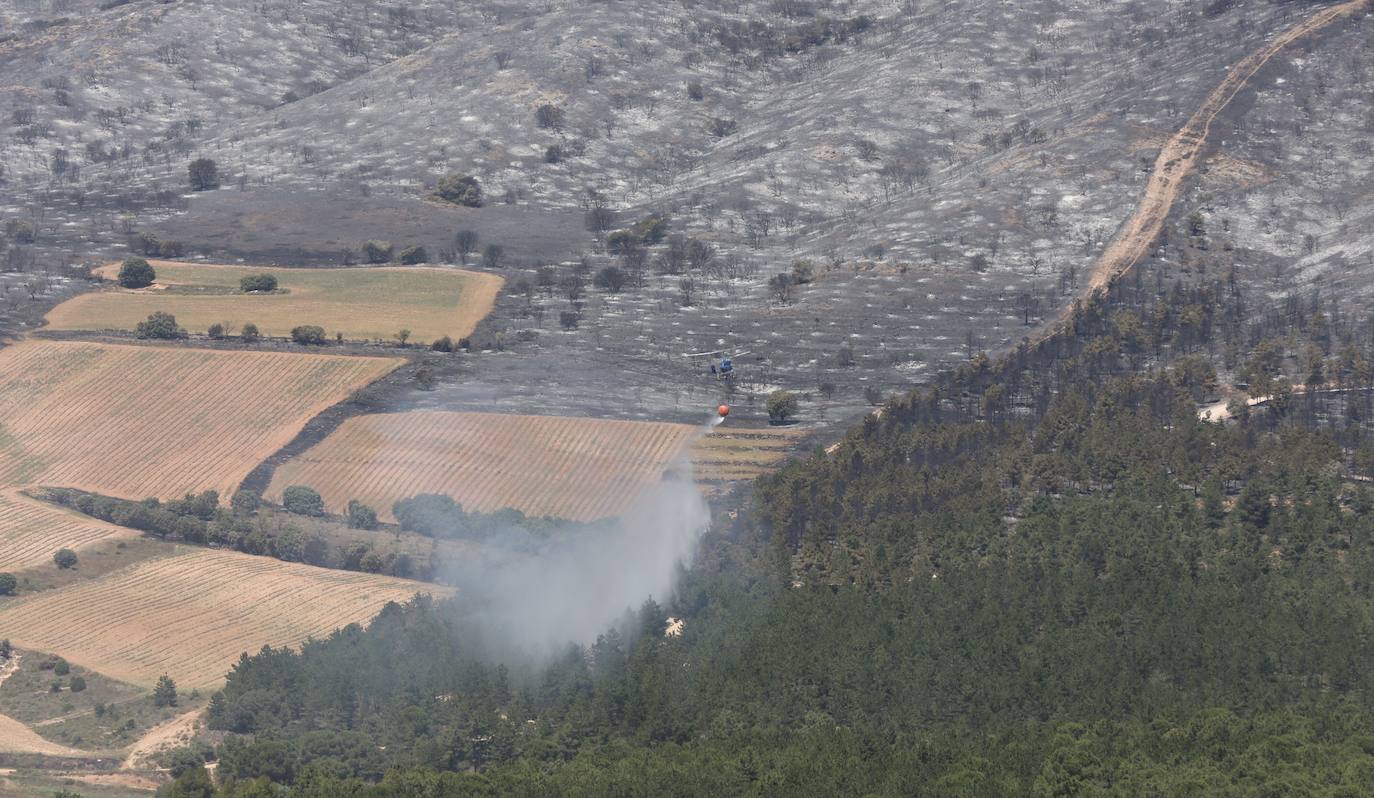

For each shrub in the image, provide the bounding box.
[158,239,186,258]
[137,232,161,256]
[135,311,186,340]
[593,266,626,293]
[281,485,324,516]
[398,245,428,265]
[291,325,327,345]
[362,240,393,264]
[347,500,379,531]
[436,174,483,208]
[686,81,704,101]
[766,390,800,423]
[117,257,156,288]
[240,323,260,342]
[607,230,639,255]
[53,548,78,569]
[559,310,579,330]
[5,219,36,244]
[69,675,86,692]
[207,323,225,339]
[188,157,219,191]
[534,104,565,131]
[543,145,562,164]
[54,658,70,675]
[240,273,278,292]
[482,244,504,268]
[632,215,668,245]
[708,117,738,138]
[431,335,454,352]
[0,573,15,595]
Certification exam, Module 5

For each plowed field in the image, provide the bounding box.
[0,489,140,572]
[0,547,444,688]
[266,411,701,522]
[0,340,400,501]
[46,260,503,344]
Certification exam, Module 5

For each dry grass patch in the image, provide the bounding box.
[47,260,503,344]
[0,340,400,501]
[0,547,446,689]
[267,411,700,522]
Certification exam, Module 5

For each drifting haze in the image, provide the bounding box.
[439,439,713,657]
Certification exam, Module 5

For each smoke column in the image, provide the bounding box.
[439,420,717,656]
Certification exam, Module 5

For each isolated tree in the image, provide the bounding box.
[398,245,428,265]
[240,322,260,342]
[154,674,179,707]
[559,310,579,330]
[436,173,483,207]
[766,390,799,423]
[482,244,504,268]
[769,273,794,303]
[291,325,327,345]
[135,311,187,340]
[53,548,78,569]
[431,335,454,352]
[240,273,278,292]
[0,573,15,595]
[282,485,325,516]
[69,676,86,692]
[207,323,225,339]
[593,266,627,293]
[187,158,219,191]
[396,329,411,346]
[118,257,156,288]
[454,230,479,263]
[347,500,379,531]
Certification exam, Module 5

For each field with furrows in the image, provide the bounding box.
[0,547,445,689]
[46,261,503,344]
[0,489,141,573]
[266,411,701,522]
[690,426,806,489]
[0,340,401,501]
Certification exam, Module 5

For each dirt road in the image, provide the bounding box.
[1041,0,1369,339]
[121,707,204,770]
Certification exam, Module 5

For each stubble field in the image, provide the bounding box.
[45,261,503,344]
[0,547,444,689]
[0,340,401,501]
[266,411,703,522]
[0,489,140,572]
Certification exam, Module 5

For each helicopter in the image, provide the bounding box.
[683,349,752,379]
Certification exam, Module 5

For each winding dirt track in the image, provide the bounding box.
[1042,0,1369,338]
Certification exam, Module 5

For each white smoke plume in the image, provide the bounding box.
[438,424,716,656]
